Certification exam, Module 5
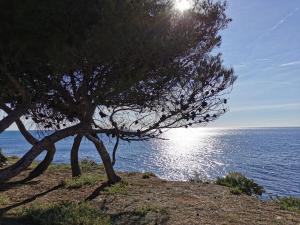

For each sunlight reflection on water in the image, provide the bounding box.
[150,128,227,180]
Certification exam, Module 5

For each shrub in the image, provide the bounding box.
[80,158,101,171]
[216,172,265,196]
[277,197,300,213]
[63,175,103,189]
[23,201,110,225]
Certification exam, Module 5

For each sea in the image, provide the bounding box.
[1,127,299,198]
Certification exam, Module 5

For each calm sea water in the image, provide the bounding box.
[0,128,299,197]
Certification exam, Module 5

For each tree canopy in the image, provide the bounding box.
[0,0,236,183]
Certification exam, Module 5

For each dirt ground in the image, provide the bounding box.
[0,164,299,225]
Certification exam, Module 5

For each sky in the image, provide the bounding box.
[212,0,300,127]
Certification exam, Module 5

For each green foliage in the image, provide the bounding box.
[216,172,265,196]
[80,158,101,172]
[142,172,156,179]
[0,194,10,205]
[48,158,100,173]
[63,175,103,189]
[229,187,243,195]
[22,201,110,225]
[104,180,128,195]
[277,197,300,213]
[48,163,71,171]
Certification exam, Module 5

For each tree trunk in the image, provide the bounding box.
[71,135,83,177]
[0,143,45,182]
[0,105,27,133]
[0,124,82,182]
[111,135,119,166]
[23,144,56,182]
[86,134,120,184]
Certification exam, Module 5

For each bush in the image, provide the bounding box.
[63,175,103,189]
[277,197,300,213]
[216,172,264,196]
[80,158,101,171]
[23,201,110,225]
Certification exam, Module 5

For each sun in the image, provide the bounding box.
[175,0,192,12]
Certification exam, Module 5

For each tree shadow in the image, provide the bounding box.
[0,180,40,192]
[85,181,111,201]
[0,183,63,216]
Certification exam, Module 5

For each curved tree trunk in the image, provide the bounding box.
[2,104,56,182]
[23,144,56,182]
[0,124,82,182]
[1,104,37,145]
[71,135,83,177]
[111,135,119,166]
[86,134,120,184]
[0,143,45,182]
[0,105,27,133]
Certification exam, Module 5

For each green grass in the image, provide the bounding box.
[47,158,101,172]
[216,172,265,196]
[48,163,71,170]
[63,174,104,189]
[0,194,10,205]
[277,197,300,213]
[104,180,128,195]
[5,157,101,172]
[22,201,110,225]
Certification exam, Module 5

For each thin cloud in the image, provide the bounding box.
[269,8,299,31]
[231,103,300,112]
[255,58,271,62]
[280,60,300,67]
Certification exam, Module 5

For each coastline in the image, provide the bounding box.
[0,158,299,225]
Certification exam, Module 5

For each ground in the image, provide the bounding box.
[0,159,299,225]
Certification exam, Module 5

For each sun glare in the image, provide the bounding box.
[175,0,192,12]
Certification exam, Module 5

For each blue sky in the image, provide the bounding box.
[212,0,300,127]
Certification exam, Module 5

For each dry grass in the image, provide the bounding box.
[0,159,299,225]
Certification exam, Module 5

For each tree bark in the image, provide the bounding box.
[71,135,83,177]
[23,144,56,182]
[86,134,120,184]
[0,105,27,133]
[1,104,37,144]
[0,124,82,182]
[111,135,119,166]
